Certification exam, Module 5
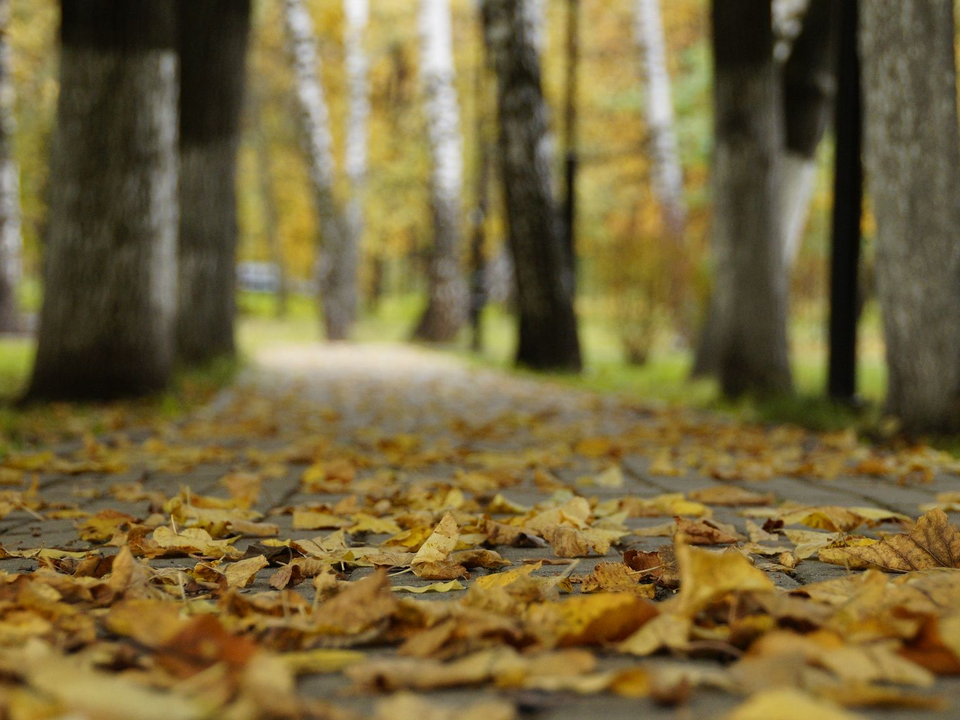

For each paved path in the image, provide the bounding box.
[2,343,959,719]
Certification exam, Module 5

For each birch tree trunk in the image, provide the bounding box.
[344,0,369,274]
[0,0,21,333]
[283,0,355,341]
[27,0,178,401]
[708,0,792,397]
[483,0,582,371]
[413,0,468,342]
[634,0,685,238]
[175,0,252,366]
[860,0,960,433]
[780,0,838,270]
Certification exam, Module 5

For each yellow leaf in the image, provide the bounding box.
[411,513,459,568]
[391,580,466,594]
[725,688,864,720]
[223,555,269,588]
[689,485,774,507]
[292,510,350,530]
[473,562,542,590]
[528,593,658,647]
[673,541,774,617]
[152,526,242,559]
[619,613,691,656]
[280,648,365,674]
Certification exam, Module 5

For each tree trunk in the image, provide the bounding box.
[860,0,960,433]
[175,0,251,366]
[470,8,492,354]
[413,0,467,342]
[344,0,368,297]
[780,0,838,270]
[283,0,355,341]
[827,0,861,402]
[483,0,582,372]
[0,0,21,333]
[708,0,792,397]
[26,0,178,401]
[634,0,686,238]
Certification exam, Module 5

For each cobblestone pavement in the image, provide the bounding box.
[3,343,960,718]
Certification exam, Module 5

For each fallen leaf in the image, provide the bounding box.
[819,509,960,572]
[392,580,466,594]
[725,688,863,720]
[689,485,774,506]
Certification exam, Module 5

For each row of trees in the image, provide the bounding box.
[701,0,960,433]
[5,0,960,435]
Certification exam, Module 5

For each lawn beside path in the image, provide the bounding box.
[0,342,957,719]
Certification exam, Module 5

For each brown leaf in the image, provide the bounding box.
[820,508,960,572]
[689,485,774,507]
[675,517,743,545]
[623,545,680,589]
[581,562,654,598]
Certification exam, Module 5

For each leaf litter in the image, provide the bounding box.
[0,347,959,718]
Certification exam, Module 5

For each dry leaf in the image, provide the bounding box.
[819,509,960,572]
[689,485,774,507]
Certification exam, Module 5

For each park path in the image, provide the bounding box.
[1,343,960,719]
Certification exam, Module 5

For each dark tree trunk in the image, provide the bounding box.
[175,0,251,365]
[780,0,839,268]
[860,0,960,433]
[26,0,178,401]
[708,0,792,397]
[483,0,582,372]
[827,0,861,402]
[470,11,492,354]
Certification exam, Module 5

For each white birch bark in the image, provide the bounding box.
[780,152,816,269]
[773,0,810,62]
[527,0,547,55]
[414,0,467,341]
[634,0,686,238]
[0,0,21,331]
[343,0,369,252]
[283,0,356,341]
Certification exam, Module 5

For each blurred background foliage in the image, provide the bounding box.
[1,0,887,428]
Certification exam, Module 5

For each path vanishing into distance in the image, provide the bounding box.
[2,344,960,719]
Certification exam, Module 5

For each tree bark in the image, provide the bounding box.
[175,0,251,365]
[707,0,792,397]
[860,0,960,433]
[483,0,582,372]
[283,0,356,341]
[634,0,686,239]
[780,0,838,270]
[0,0,21,333]
[26,0,178,401]
[344,0,369,293]
[561,0,580,276]
[413,0,468,342]
[827,0,861,402]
